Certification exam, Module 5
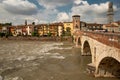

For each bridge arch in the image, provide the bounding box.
[82,40,91,56]
[96,57,120,77]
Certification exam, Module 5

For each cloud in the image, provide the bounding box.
[1,0,38,15]
[37,0,73,9]
[0,0,119,25]
[57,12,70,22]
[74,0,85,5]
[70,1,118,23]
[114,8,120,21]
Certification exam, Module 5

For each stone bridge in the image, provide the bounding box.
[74,30,120,77]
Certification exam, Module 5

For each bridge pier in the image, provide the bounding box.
[73,36,76,44]
[95,68,114,77]
[104,71,114,77]
[75,39,78,47]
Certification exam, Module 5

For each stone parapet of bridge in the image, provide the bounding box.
[76,31,120,49]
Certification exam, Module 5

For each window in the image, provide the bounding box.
[75,24,78,28]
[67,24,70,26]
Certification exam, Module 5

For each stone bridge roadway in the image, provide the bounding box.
[74,30,120,77]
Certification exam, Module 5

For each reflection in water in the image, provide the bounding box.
[0,41,119,80]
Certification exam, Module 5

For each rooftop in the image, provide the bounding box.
[104,24,118,27]
[72,15,80,17]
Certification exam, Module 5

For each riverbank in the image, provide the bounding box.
[0,36,73,42]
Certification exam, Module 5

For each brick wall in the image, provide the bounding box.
[78,31,120,49]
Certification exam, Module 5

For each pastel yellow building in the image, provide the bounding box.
[63,22,73,35]
[36,23,63,36]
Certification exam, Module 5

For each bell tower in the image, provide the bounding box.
[107,2,114,23]
[25,20,27,26]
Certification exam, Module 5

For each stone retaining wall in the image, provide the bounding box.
[0,36,73,42]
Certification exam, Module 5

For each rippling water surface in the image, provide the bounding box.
[0,40,119,80]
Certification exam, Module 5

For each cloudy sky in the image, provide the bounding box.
[0,0,120,25]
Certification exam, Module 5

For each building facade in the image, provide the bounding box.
[36,23,63,37]
[63,22,73,36]
[103,24,119,32]
[86,23,103,31]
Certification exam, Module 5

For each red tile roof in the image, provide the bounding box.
[115,21,120,25]
[86,23,102,26]
[72,15,80,17]
[105,24,118,27]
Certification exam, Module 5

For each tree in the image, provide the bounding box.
[66,27,71,32]
[65,27,71,36]
[32,32,39,37]
[47,32,52,37]
[32,22,35,25]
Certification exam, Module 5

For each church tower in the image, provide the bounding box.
[25,20,27,26]
[107,2,114,23]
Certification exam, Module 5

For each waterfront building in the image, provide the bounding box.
[36,24,43,36]
[80,21,87,31]
[63,22,73,36]
[86,23,103,31]
[26,24,34,36]
[58,25,63,36]
[9,26,16,36]
[2,26,8,34]
[49,23,58,36]
[36,24,48,36]
[103,23,119,32]
[0,23,12,35]
[36,22,63,37]
[16,25,23,36]
[49,23,63,36]
[113,21,120,31]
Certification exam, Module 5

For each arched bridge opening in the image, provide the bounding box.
[83,41,91,56]
[97,57,120,77]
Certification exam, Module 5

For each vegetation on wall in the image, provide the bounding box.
[32,32,39,37]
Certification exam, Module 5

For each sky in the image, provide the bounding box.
[0,0,120,25]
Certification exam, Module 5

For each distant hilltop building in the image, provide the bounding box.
[107,2,114,23]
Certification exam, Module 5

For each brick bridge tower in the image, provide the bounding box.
[72,15,80,32]
[72,15,80,44]
[107,2,114,23]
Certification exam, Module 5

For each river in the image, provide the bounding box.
[0,40,119,80]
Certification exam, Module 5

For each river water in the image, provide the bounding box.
[0,40,119,80]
